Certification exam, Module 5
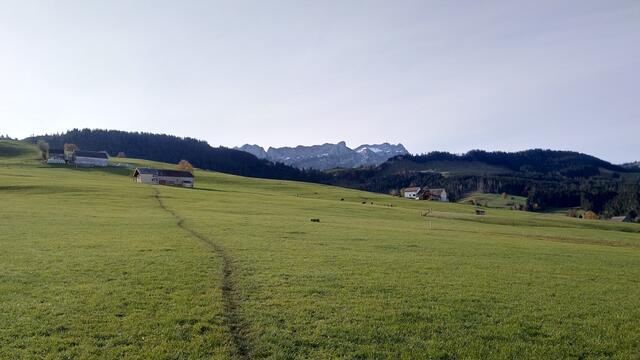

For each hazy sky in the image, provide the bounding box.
[1,1,638,162]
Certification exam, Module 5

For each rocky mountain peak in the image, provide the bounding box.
[235,141,409,170]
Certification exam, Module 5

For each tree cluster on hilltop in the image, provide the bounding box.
[27,129,328,182]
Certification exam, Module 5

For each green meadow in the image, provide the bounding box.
[1,140,640,359]
[459,192,527,210]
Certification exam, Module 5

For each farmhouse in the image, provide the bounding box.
[402,187,421,199]
[73,150,109,167]
[418,188,449,202]
[133,167,194,188]
[46,149,66,164]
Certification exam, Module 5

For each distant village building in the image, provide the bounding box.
[73,151,109,167]
[403,187,421,199]
[610,215,638,223]
[46,149,66,164]
[418,188,449,202]
[403,187,448,201]
[133,167,194,188]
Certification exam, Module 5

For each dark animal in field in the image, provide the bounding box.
[475,209,486,215]
[310,218,320,222]
[340,198,344,201]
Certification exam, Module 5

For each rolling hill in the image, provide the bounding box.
[330,150,640,215]
[26,128,320,182]
[2,140,640,359]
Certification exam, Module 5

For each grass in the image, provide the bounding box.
[1,140,640,359]
[459,192,527,210]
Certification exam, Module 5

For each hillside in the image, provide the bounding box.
[330,150,640,216]
[27,129,320,182]
[2,140,640,359]
[26,131,640,217]
[459,192,528,210]
[385,149,628,175]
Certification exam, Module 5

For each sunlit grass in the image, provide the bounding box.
[1,140,639,359]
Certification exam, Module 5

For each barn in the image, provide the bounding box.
[402,187,421,199]
[133,167,194,188]
[46,149,66,164]
[417,188,449,202]
[74,151,109,167]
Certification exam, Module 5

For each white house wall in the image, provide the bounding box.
[75,157,108,167]
[136,174,194,187]
[136,174,156,184]
[404,191,418,198]
[157,176,194,187]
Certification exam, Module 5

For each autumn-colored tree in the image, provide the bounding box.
[63,143,77,159]
[36,140,49,160]
[177,160,194,172]
[501,192,508,199]
[64,143,77,152]
[583,211,598,220]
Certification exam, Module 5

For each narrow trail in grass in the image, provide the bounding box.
[152,188,251,359]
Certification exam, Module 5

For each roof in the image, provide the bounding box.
[75,150,109,159]
[610,216,627,222]
[426,188,446,195]
[133,167,194,178]
[403,187,421,193]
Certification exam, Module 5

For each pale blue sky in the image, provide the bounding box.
[1,1,638,162]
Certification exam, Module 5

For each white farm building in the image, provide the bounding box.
[133,168,194,188]
[403,187,421,199]
[73,151,109,167]
[402,187,449,202]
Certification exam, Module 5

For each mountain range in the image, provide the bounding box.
[235,141,409,170]
[622,161,640,169]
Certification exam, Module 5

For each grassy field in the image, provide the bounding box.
[459,192,527,210]
[1,140,640,359]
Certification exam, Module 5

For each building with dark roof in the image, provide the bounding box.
[46,149,66,164]
[133,167,194,188]
[417,188,449,202]
[73,150,109,167]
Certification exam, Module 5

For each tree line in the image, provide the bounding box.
[28,129,328,182]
